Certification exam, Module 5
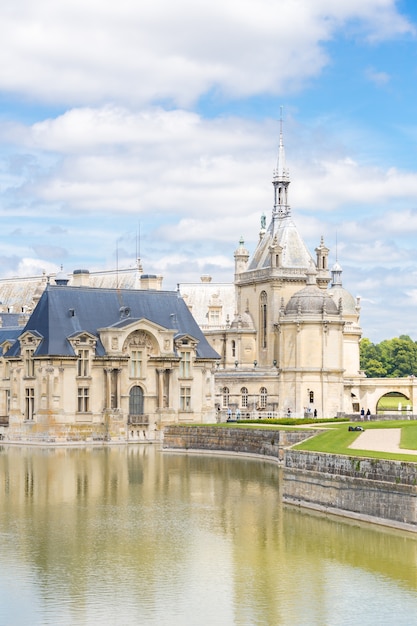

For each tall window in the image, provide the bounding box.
[5,389,10,415]
[77,349,89,377]
[25,349,35,377]
[231,340,236,358]
[260,292,267,349]
[309,391,314,404]
[241,387,248,408]
[130,350,142,378]
[179,351,191,378]
[129,386,144,415]
[259,387,267,409]
[222,387,230,408]
[77,388,89,413]
[180,387,191,411]
[25,388,35,420]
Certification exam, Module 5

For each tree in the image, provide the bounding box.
[360,335,417,378]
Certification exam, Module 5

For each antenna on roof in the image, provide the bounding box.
[136,221,143,273]
[116,240,119,289]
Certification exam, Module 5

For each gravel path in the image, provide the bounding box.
[349,428,417,455]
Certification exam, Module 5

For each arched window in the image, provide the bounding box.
[222,387,230,408]
[309,390,314,404]
[260,291,267,349]
[241,387,248,408]
[129,386,144,416]
[259,387,267,409]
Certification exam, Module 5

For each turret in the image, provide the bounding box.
[234,236,249,277]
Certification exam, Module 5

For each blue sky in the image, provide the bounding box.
[0,0,416,342]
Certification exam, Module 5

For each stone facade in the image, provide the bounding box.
[0,284,219,443]
[180,128,363,418]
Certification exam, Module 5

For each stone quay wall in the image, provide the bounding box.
[283,451,417,529]
[163,426,417,531]
[285,449,417,485]
[163,426,314,461]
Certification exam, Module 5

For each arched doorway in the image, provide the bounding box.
[129,386,144,422]
[376,392,412,415]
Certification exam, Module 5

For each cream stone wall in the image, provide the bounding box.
[1,319,217,443]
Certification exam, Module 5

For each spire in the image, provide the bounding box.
[272,107,291,224]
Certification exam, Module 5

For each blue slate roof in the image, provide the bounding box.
[6,285,220,360]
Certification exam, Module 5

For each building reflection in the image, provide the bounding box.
[0,446,416,625]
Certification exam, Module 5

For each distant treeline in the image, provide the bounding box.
[360,335,417,378]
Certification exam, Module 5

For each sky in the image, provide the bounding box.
[0,0,416,343]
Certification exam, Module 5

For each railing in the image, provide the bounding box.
[221,411,280,421]
[128,414,149,425]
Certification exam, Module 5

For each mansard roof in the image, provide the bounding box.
[6,285,219,360]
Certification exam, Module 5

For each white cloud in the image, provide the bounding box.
[365,67,391,86]
[0,1,412,106]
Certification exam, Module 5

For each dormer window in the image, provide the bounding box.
[179,351,191,378]
[130,350,142,378]
[25,349,35,378]
[77,349,90,377]
[208,308,221,325]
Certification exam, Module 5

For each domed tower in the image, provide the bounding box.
[234,114,314,367]
[275,263,345,417]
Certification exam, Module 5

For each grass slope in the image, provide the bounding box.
[293,421,417,462]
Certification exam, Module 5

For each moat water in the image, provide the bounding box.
[1,445,417,626]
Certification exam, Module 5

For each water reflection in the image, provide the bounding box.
[0,445,416,625]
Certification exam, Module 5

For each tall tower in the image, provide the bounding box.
[272,108,291,226]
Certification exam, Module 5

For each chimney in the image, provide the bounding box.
[72,269,90,287]
[140,274,163,290]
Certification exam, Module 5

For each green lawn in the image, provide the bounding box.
[293,420,417,462]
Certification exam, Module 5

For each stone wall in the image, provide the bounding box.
[285,449,417,485]
[163,425,314,461]
[283,468,417,528]
[163,426,417,531]
[284,450,417,529]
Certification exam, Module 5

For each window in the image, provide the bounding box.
[231,340,236,358]
[129,386,144,415]
[77,388,89,413]
[130,350,142,378]
[222,387,229,408]
[260,292,267,349]
[180,387,191,411]
[25,349,35,377]
[5,389,10,414]
[25,388,35,420]
[259,387,267,409]
[209,309,221,325]
[241,387,248,408]
[309,390,314,404]
[179,351,191,378]
[77,349,89,377]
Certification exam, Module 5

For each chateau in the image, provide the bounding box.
[0,125,416,443]
[0,276,219,442]
[180,124,364,418]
